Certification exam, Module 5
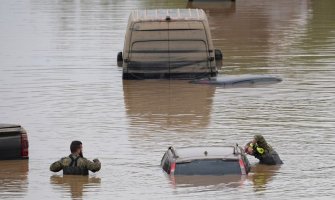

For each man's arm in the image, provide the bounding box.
[50,159,64,172]
[85,159,101,173]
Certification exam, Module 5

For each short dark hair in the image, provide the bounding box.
[70,141,82,153]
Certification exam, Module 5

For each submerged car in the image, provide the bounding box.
[0,124,29,160]
[161,145,250,175]
[118,9,222,79]
[190,75,282,87]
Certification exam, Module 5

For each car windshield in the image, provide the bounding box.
[175,159,241,175]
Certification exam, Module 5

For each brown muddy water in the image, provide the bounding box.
[1,0,335,199]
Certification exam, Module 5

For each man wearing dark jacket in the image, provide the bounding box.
[245,135,283,165]
[50,141,101,175]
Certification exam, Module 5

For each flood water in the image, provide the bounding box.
[1,0,335,199]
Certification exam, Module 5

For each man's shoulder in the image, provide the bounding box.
[60,156,71,160]
[78,157,92,163]
[57,156,73,165]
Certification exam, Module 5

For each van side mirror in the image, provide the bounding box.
[117,52,123,67]
[215,49,223,68]
[215,49,223,61]
[208,57,215,61]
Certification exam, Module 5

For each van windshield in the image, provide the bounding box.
[175,159,241,175]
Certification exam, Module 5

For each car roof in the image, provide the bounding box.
[172,146,241,162]
[0,124,22,133]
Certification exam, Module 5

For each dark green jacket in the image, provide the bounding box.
[50,154,101,175]
[253,135,283,165]
[253,148,283,165]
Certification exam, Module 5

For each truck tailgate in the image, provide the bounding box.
[0,125,22,159]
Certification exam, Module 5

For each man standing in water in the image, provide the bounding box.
[50,141,101,175]
[245,135,283,165]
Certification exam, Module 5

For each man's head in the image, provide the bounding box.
[254,135,266,144]
[253,135,272,151]
[70,140,83,155]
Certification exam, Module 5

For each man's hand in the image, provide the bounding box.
[245,146,254,155]
[244,141,254,155]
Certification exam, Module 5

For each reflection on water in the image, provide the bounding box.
[0,160,29,199]
[123,80,215,131]
[248,164,280,192]
[167,164,279,191]
[187,0,236,16]
[170,175,246,189]
[194,0,311,75]
[123,80,216,149]
[294,0,335,66]
[50,175,101,200]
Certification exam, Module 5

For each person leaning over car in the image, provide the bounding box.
[244,135,283,165]
[50,140,101,175]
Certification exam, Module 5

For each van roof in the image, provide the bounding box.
[129,9,207,22]
[172,146,241,162]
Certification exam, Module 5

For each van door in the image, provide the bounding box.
[128,21,170,78]
[168,21,211,78]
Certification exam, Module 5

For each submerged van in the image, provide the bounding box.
[118,9,222,80]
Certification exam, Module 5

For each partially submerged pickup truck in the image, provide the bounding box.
[0,124,29,160]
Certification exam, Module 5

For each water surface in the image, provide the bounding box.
[1,0,335,199]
